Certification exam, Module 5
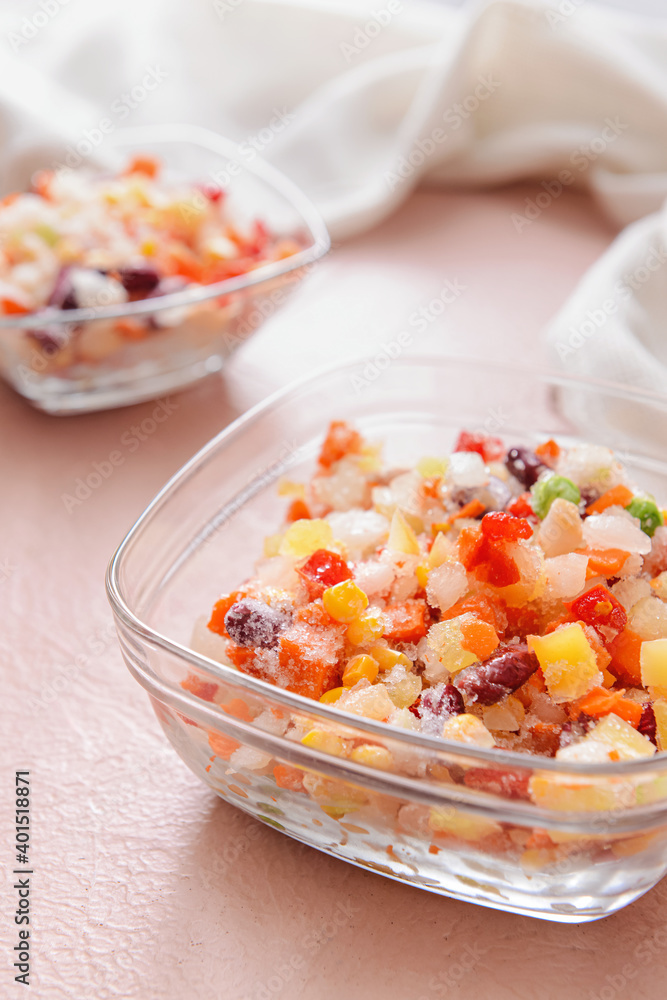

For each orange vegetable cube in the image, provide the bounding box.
[208,731,241,759]
[608,629,643,686]
[586,484,635,516]
[382,600,428,643]
[459,617,499,660]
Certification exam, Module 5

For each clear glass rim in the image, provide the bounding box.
[106,354,667,778]
[0,123,331,329]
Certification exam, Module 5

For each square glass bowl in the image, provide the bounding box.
[0,123,329,414]
[106,356,667,922]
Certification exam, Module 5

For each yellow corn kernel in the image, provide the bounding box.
[640,638,667,687]
[277,478,305,498]
[387,509,421,556]
[342,654,379,687]
[350,744,393,770]
[346,609,385,646]
[319,687,344,704]
[263,532,283,558]
[415,564,430,589]
[369,645,412,672]
[279,518,333,558]
[417,456,448,478]
[322,579,368,623]
[301,729,346,756]
[141,238,157,257]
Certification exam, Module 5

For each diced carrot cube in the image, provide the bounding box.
[293,602,334,628]
[382,600,428,643]
[219,698,254,723]
[278,629,344,699]
[586,484,635,516]
[440,592,505,633]
[287,498,311,522]
[608,629,643,686]
[208,590,246,637]
[534,439,560,467]
[0,298,30,315]
[582,548,630,578]
[576,686,643,727]
[180,673,219,702]
[125,155,160,178]
[273,764,305,792]
[115,318,147,340]
[208,731,241,759]
[525,829,555,850]
[226,644,257,670]
[459,617,499,660]
[318,420,362,469]
[449,498,485,523]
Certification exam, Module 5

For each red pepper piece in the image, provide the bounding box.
[296,548,352,599]
[506,492,534,519]
[480,511,533,542]
[454,430,504,463]
[566,584,627,635]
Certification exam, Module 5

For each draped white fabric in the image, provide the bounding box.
[1,0,666,390]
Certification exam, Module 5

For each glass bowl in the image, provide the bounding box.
[106,356,667,922]
[0,123,329,414]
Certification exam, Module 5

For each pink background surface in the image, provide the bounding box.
[3,185,665,1000]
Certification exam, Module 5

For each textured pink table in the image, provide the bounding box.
[3,186,665,1000]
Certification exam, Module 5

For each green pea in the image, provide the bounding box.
[531,475,581,519]
[625,496,664,537]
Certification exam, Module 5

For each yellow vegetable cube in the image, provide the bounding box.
[263,532,283,558]
[441,713,495,748]
[342,654,379,687]
[277,478,305,498]
[651,699,667,752]
[322,579,369,622]
[428,806,501,841]
[640,638,667,687]
[529,774,617,812]
[387,509,421,556]
[416,456,448,478]
[350,744,393,770]
[426,618,478,675]
[382,666,422,708]
[415,564,430,589]
[279,518,333,557]
[527,623,602,703]
[588,713,656,760]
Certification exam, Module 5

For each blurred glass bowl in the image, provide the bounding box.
[0,123,329,414]
[107,357,667,922]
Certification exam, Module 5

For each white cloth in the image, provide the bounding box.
[2,0,667,395]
